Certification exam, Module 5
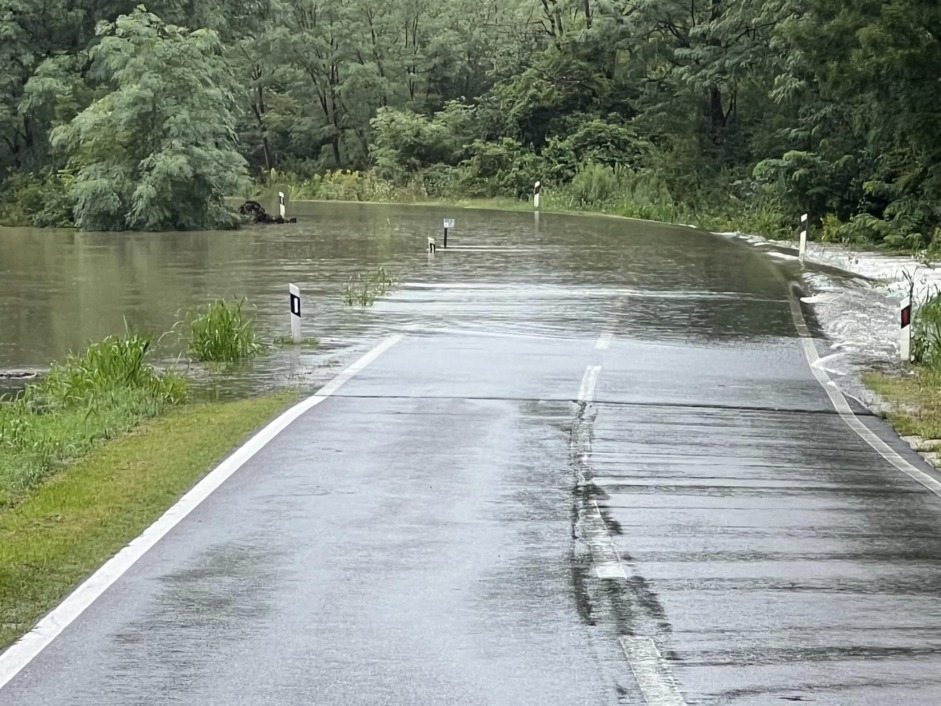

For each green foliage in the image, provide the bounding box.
[913,291,941,368]
[183,298,264,362]
[32,330,186,408]
[282,170,405,202]
[459,138,542,197]
[343,267,397,307]
[0,329,187,502]
[566,164,623,208]
[50,7,247,231]
[541,117,650,184]
[2,0,941,247]
[371,102,474,180]
[0,171,75,227]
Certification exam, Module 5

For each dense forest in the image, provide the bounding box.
[1,0,940,246]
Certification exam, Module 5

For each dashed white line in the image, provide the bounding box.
[578,365,602,402]
[620,637,688,706]
[0,333,405,693]
[595,330,614,350]
[788,284,941,500]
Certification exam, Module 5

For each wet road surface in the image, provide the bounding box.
[4,209,941,704]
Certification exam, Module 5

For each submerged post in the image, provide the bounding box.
[901,297,912,362]
[279,192,286,220]
[289,283,302,343]
[443,218,454,248]
[799,213,808,259]
[534,180,542,210]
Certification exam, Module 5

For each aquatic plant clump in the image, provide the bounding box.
[344,266,398,308]
[184,298,265,362]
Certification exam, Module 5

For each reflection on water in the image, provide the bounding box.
[0,203,792,396]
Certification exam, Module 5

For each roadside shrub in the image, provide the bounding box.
[566,163,621,208]
[913,290,941,368]
[0,170,75,228]
[830,214,893,246]
[184,298,264,362]
[279,169,418,202]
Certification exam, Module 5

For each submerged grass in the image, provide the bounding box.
[0,389,298,650]
[0,331,187,507]
[343,266,397,307]
[183,298,264,362]
[272,335,321,347]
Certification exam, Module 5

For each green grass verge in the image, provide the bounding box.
[0,389,298,650]
[864,370,941,439]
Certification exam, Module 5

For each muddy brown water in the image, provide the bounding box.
[0,202,800,399]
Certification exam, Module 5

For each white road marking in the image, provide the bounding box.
[620,637,688,706]
[595,330,614,350]
[589,500,627,580]
[0,333,404,692]
[573,364,625,580]
[788,285,941,499]
[572,364,683,700]
[578,365,602,402]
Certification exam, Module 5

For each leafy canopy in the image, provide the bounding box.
[51,6,247,231]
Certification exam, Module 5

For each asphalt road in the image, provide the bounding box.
[4,214,941,704]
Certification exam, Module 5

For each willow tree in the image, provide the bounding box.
[52,6,247,231]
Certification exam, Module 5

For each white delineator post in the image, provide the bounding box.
[289,283,302,343]
[443,218,454,248]
[534,181,542,210]
[901,297,912,362]
[279,191,286,220]
[799,213,808,259]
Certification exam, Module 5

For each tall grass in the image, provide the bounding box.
[0,331,187,506]
[184,298,264,362]
[913,289,941,368]
[344,267,397,307]
[264,169,425,203]
[257,165,792,241]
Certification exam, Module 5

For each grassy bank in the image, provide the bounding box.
[864,296,941,446]
[0,389,298,650]
[865,371,941,440]
[256,167,794,242]
[0,332,187,508]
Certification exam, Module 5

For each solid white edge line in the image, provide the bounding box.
[578,365,602,403]
[620,636,688,706]
[0,333,405,692]
[787,285,941,499]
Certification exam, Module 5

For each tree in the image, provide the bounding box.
[51,6,247,231]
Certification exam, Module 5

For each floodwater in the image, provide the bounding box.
[0,203,818,397]
[6,203,941,704]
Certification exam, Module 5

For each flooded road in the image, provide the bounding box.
[0,204,793,395]
[3,205,941,704]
